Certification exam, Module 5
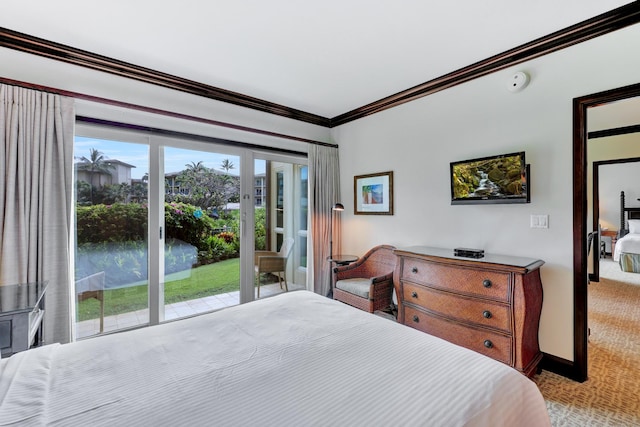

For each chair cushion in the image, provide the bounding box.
[335,278,372,299]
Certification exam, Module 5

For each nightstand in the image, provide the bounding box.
[0,282,48,358]
[601,229,618,257]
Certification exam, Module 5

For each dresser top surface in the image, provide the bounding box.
[395,246,544,270]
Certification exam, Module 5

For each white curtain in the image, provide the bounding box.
[0,84,74,345]
[308,144,341,297]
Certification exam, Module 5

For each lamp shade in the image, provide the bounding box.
[333,203,344,211]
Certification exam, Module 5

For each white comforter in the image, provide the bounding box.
[0,291,550,427]
[614,233,640,261]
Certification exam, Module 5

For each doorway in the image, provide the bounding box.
[572,82,640,382]
[590,157,640,283]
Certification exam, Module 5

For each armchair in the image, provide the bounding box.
[255,238,295,298]
[333,245,397,313]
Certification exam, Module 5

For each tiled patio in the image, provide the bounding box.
[76,282,306,339]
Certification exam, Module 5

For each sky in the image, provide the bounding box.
[75,136,265,179]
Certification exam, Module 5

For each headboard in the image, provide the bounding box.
[619,191,640,237]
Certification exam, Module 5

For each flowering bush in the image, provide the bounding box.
[164,201,218,251]
[217,231,235,244]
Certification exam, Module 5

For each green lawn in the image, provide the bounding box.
[77,258,241,321]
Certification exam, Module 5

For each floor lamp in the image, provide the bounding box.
[328,202,344,297]
[329,202,344,258]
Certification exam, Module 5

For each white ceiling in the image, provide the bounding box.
[0,0,634,118]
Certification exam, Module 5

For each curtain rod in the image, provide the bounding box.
[76,116,308,157]
[0,77,337,148]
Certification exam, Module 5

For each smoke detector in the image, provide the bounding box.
[507,72,530,93]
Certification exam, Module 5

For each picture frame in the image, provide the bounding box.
[354,171,394,215]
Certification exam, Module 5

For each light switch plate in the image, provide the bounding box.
[530,214,549,229]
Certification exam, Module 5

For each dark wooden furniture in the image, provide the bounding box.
[333,245,396,313]
[393,246,544,377]
[601,229,617,256]
[0,282,48,358]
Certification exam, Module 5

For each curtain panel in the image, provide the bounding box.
[308,145,341,298]
[0,84,74,344]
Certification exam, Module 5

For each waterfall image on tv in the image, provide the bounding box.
[450,152,529,204]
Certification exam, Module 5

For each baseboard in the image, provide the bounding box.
[540,352,587,382]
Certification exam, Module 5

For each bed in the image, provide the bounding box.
[0,291,550,426]
[614,191,640,272]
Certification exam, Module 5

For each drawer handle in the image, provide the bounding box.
[482,310,492,319]
[412,315,420,323]
[482,279,492,288]
[484,339,493,349]
[411,291,418,299]
[412,267,418,274]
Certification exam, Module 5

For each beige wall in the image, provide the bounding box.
[332,23,640,361]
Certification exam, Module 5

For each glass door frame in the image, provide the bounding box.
[151,135,250,322]
[252,151,310,297]
[74,123,309,335]
[75,124,249,329]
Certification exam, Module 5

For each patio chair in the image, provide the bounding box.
[333,245,397,313]
[254,238,295,298]
[76,271,106,333]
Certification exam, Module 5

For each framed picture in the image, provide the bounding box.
[354,171,394,215]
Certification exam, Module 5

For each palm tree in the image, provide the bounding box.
[77,148,114,204]
[220,159,235,173]
[185,161,207,173]
[220,158,238,206]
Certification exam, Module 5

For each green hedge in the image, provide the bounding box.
[76,203,147,243]
[76,203,266,273]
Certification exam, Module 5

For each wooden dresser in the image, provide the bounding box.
[393,246,544,377]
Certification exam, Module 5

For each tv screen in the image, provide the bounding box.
[450,152,530,205]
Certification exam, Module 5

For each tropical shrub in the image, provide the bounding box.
[164,202,218,251]
[76,203,147,243]
[254,207,266,250]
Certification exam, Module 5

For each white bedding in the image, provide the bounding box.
[613,232,640,261]
[0,291,550,427]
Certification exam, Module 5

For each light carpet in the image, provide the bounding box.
[534,258,640,426]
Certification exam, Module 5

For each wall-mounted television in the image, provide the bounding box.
[450,151,530,205]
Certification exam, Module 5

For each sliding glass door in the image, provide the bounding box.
[73,124,308,338]
[162,147,241,321]
[74,135,150,338]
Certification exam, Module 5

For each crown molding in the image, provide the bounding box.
[1,3,639,129]
[0,27,332,128]
[330,2,640,127]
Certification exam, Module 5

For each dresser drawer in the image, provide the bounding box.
[401,259,510,302]
[404,306,512,365]
[402,283,511,333]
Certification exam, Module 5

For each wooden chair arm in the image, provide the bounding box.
[333,258,365,274]
[370,272,394,285]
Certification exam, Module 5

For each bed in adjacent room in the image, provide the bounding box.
[0,291,550,426]
[614,191,640,273]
